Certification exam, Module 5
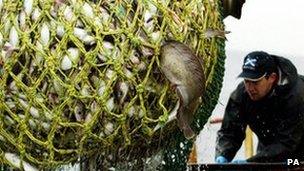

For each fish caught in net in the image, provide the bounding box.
[0,0,228,169]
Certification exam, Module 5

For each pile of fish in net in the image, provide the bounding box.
[0,0,230,169]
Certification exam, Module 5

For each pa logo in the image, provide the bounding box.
[287,159,300,165]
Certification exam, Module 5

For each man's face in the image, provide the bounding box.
[244,73,277,101]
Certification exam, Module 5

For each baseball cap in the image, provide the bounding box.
[238,51,277,81]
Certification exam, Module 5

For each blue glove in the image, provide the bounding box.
[215,156,228,163]
[231,159,247,164]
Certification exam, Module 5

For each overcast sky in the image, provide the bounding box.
[224,0,304,57]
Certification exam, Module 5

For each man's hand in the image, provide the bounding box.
[215,156,228,163]
[231,159,247,164]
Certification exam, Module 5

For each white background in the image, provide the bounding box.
[196,0,304,163]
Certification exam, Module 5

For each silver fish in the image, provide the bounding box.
[40,22,50,47]
[115,81,129,105]
[204,28,231,39]
[23,0,33,16]
[159,41,205,139]
[31,8,41,21]
[0,32,3,46]
[81,2,94,19]
[73,27,95,45]
[4,152,38,171]
[0,0,2,12]
[9,26,19,48]
[3,42,18,59]
[74,102,85,122]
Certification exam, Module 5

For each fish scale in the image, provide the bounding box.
[159,41,205,139]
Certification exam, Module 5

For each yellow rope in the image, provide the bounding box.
[0,0,225,168]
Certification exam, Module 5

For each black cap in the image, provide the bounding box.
[238,51,277,81]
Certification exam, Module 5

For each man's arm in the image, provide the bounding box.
[215,89,247,162]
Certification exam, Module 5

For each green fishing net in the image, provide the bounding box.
[0,0,225,170]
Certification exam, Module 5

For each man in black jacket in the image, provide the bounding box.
[215,51,304,163]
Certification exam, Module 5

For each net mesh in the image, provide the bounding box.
[0,0,225,169]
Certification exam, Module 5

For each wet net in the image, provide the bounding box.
[0,0,225,170]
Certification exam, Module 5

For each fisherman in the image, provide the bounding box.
[215,51,304,163]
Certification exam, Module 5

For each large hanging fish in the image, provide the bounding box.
[158,41,205,139]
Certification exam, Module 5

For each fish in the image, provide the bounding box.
[115,81,129,105]
[158,41,205,139]
[81,2,94,19]
[9,26,19,48]
[40,22,50,47]
[23,0,33,16]
[74,102,85,122]
[4,152,38,171]
[204,28,231,39]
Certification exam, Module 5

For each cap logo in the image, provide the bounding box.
[244,57,257,67]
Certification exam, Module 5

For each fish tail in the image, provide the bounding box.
[176,104,196,139]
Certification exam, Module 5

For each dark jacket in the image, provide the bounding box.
[215,55,304,162]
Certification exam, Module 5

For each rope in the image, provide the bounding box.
[0,0,226,169]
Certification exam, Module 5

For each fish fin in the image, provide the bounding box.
[205,29,231,39]
[176,94,200,139]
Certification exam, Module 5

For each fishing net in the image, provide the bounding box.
[0,0,225,170]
